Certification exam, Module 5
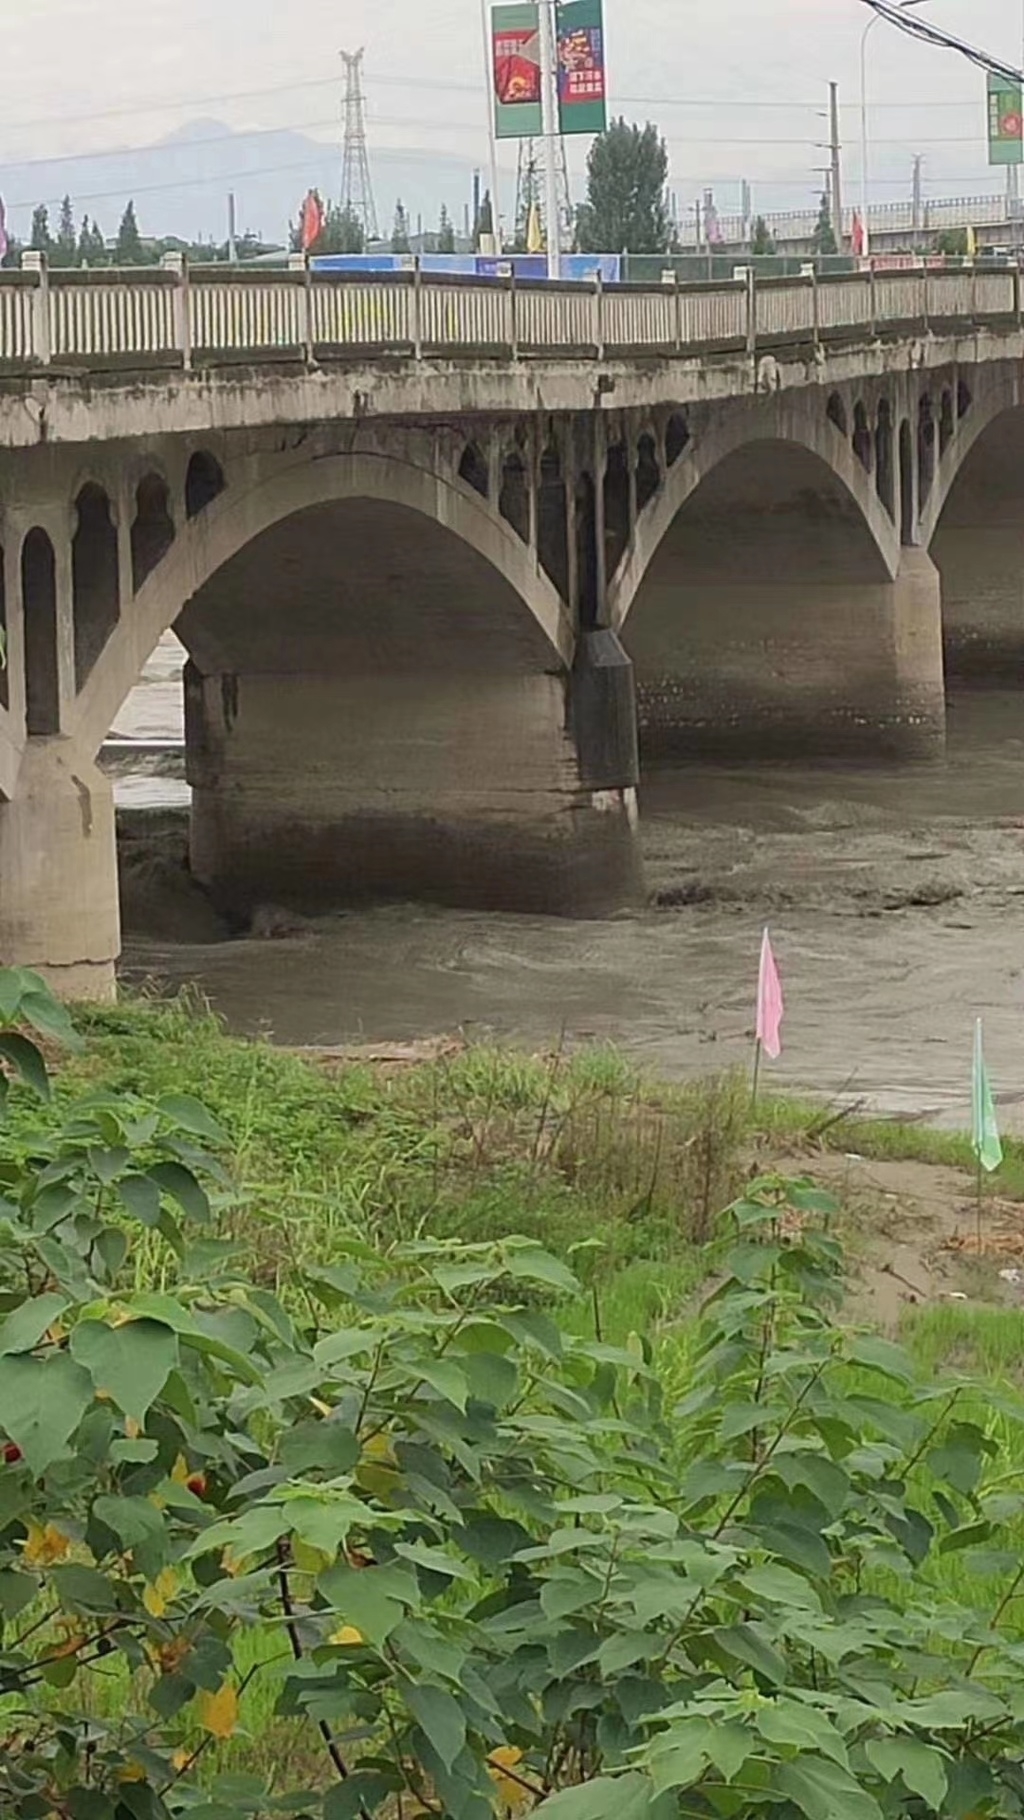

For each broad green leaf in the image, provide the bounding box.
[71,1318,178,1423]
[534,1773,649,1820]
[51,1563,122,1612]
[283,1492,371,1556]
[394,1540,476,1581]
[0,1031,50,1099]
[118,1175,162,1227]
[778,1756,883,1820]
[755,1698,849,1766]
[404,1681,466,1771]
[706,1722,753,1783]
[279,1420,360,1476]
[414,1357,470,1412]
[0,1292,68,1355]
[0,1568,36,1618]
[846,1335,916,1384]
[648,1721,712,1792]
[866,1739,948,1810]
[157,1093,226,1142]
[540,1569,602,1620]
[501,1244,579,1294]
[0,1350,93,1473]
[147,1160,211,1224]
[324,1773,401,1820]
[313,1329,375,1370]
[318,1559,418,1645]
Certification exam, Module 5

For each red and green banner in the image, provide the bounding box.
[492,4,543,140]
[557,0,606,136]
[988,70,1023,165]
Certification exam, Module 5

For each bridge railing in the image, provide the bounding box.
[5,254,1022,370]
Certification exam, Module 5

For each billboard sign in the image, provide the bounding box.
[988,70,1023,165]
[557,0,606,135]
[492,4,543,140]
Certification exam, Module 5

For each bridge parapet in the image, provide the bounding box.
[0,258,1018,371]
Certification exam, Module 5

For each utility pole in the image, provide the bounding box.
[227,192,237,263]
[538,0,563,277]
[340,48,380,244]
[911,153,923,237]
[829,82,844,249]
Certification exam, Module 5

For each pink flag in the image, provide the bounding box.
[756,926,784,1060]
[851,209,866,259]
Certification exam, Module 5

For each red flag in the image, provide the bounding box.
[851,209,867,259]
[300,190,324,253]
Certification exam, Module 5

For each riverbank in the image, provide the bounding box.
[112,677,1024,1128]
[71,996,1024,1336]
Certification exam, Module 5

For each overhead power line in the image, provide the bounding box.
[856,0,1022,82]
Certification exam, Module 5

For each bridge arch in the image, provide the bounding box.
[71,445,574,759]
[925,387,1024,686]
[611,402,901,633]
[611,416,939,760]
[65,444,632,928]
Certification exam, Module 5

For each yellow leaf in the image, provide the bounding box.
[171,1747,193,1773]
[143,1566,179,1618]
[22,1523,71,1568]
[221,1546,249,1579]
[309,1395,332,1417]
[170,1454,190,1485]
[329,1625,364,1646]
[197,1681,239,1741]
[117,1763,148,1784]
[489,1747,531,1812]
[292,1538,332,1576]
[362,1432,396,1465]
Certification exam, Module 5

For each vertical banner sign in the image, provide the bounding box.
[988,70,1023,165]
[557,0,607,136]
[492,4,543,140]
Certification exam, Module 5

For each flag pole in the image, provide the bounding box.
[751,1037,763,1109]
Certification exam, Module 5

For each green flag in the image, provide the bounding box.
[972,1019,1003,1174]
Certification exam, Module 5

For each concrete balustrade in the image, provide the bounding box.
[0,257,1018,370]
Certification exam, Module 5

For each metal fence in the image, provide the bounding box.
[3,256,1020,371]
[677,192,1015,248]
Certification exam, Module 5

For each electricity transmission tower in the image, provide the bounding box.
[340,49,380,243]
[514,138,574,251]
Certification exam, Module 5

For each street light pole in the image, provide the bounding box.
[860,0,935,258]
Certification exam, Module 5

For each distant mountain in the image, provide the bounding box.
[1,119,497,246]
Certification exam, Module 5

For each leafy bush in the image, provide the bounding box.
[4,972,1024,1820]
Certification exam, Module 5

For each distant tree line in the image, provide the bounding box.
[16,194,270,268]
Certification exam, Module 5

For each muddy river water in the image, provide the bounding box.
[111,637,1024,1131]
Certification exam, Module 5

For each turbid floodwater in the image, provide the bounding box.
[109,637,1024,1130]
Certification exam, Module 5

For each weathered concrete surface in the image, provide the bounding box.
[621,439,944,759]
[0,746,118,998]
[186,668,640,917]
[175,494,641,918]
[931,410,1024,685]
[0,324,1020,451]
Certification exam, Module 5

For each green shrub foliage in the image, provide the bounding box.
[1,971,1024,1820]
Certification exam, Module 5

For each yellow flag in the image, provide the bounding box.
[526,202,544,254]
[965,222,977,258]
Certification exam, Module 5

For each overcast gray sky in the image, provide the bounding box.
[5,0,1024,228]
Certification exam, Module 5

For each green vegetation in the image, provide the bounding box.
[576,120,673,256]
[8,980,1024,1820]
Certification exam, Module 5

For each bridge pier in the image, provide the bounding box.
[0,746,119,999]
[932,412,1024,687]
[626,548,945,760]
[184,656,641,921]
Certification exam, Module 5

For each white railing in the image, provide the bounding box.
[4,253,1021,371]
[679,190,1018,248]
